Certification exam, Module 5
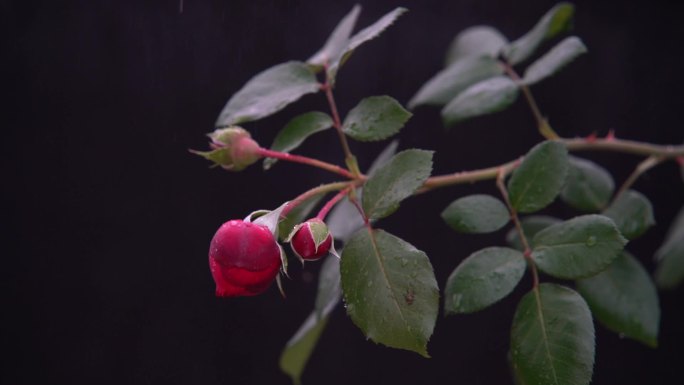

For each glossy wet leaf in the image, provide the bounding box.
[315,255,342,317]
[343,96,412,141]
[264,112,333,169]
[307,5,361,68]
[532,214,627,279]
[215,61,320,126]
[327,142,399,242]
[577,252,659,347]
[409,57,504,108]
[279,313,328,385]
[603,190,655,240]
[280,256,341,385]
[506,215,562,251]
[329,7,407,81]
[341,229,439,357]
[503,3,575,65]
[441,76,519,126]
[444,247,526,314]
[441,194,510,234]
[362,149,433,220]
[561,156,614,212]
[522,36,587,85]
[508,141,569,213]
[655,207,684,289]
[445,26,509,65]
[510,283,594,385]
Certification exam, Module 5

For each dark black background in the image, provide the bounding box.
[4,0,684,384]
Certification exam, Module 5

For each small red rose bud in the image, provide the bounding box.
[191,126,262,171]
[209,219,282,297]
[289,218,333,261]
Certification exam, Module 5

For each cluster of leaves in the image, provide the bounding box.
[410,3,586,126]
[201,3,684,385]
[442,141,666,384]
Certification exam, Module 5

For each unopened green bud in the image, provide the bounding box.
[191,126,262,171]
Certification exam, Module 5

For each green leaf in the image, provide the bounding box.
[510,283,594,385]
[278,193,325,241]
[503,3,575,65]
[307,5,361,68]
[327,141,399,243]
[445,247,526,314]
[327,197,363,243]
[441,194,510,234]
[506,215,562,251]
[561,156,615,212]
[341,229,439,357]
[280,256,341,385]
[279,313,329,385]
[263,112,333,170]
[366,140,399,176]
[315,255,342,318]
[342,96,412,141]
[409,57,504,108]
[445,26,509,65]
[577,252,660,348]
[362,149,433,220]
[329,7,407,81]
[441,76,519,126]
[655,207,684,289]
[522,36,587,85]
[655,238,684,289]
[508,141,569,213]
[532,214,627,279]
[603,190,655,240]
[215,61,320,126]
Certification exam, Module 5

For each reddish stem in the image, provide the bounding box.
[496,167,539,288]
[258,148,355,179]
[316,188,350,220]
[321,81,353,158]
[281,181,352,218]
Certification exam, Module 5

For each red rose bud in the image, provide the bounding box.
[209,219,281,297]
[191,126,261,171]
[289,219,333,261]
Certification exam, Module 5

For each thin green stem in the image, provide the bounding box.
[321,66,361,177]
[421,137,684,192]
[502,61,559,140]
[257,148,355,179]
[614,155,665,200]
[419,159,520,192]
[496,168,539,288]
[561,137,684,157]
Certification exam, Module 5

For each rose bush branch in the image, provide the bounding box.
[196,4,684,385]
[421,137,684,192]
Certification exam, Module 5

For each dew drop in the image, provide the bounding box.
[452,293,463,308]
[586,235,597,246]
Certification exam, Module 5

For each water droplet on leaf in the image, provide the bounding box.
[586,235,597,246]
